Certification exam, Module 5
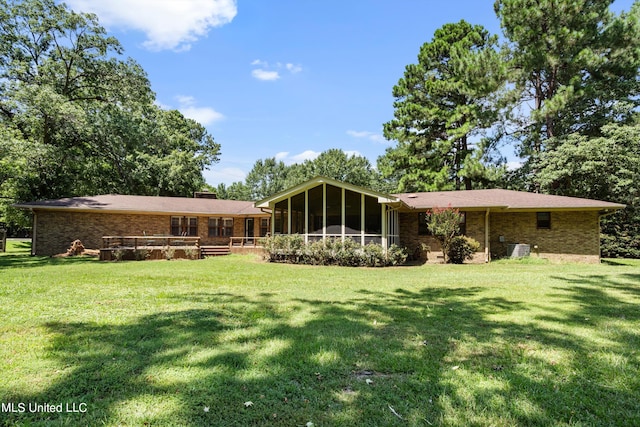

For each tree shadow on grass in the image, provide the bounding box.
[3,281,639,426]
[0,240,99,269]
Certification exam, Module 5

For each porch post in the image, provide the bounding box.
[304,189,309,244]
[381,204,387,249]
[341,188,346,242]
[270,207,275,236]
[322,183,327,240]
[485,209,491,263]
[360,194,365,246]
[287,197,292,235]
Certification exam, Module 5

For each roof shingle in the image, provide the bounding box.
[15,194,265,216]
[394,189,625,211]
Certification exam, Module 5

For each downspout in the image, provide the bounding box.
[485,208,490,263]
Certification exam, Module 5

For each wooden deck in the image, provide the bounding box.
[100,236,264,260]
[100,235,201,261]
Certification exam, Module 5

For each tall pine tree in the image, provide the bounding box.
[380,20,507,192]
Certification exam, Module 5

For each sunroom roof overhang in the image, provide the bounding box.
[254,176,401,209]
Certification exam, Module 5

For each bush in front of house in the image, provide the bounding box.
[447,236,481,264]
[262,234,306,263]
[262,235,407,267]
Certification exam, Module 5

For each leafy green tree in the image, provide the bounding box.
[495,0,640,161]
[212,182,252,201]
[0,0,220,225]
[381,20,507,192]
[243,157,293,200]
[217,149,380,201]
[299,149,378,189]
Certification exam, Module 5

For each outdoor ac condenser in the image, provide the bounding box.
[507,244,531,258]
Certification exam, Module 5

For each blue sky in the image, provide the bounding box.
[65,0,635,186]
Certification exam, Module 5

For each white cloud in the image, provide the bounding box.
[346,130,371,138]
[275,150,321,165]
[251,69,281,81]
[66,0,237,51]
[251,59,268,67]
[346,130,387,144]
[251,60,301,81]
[176,95,224,125]
[291,150,321,163]
[204,167,246,186]
[274,151,289,161]
[286,63,303,74]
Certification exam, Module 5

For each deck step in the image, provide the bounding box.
[201,246,230,257]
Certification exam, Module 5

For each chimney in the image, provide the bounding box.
[194,192,217,199]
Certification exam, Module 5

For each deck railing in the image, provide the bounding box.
[102,235,200,249]
[229,236,262,248]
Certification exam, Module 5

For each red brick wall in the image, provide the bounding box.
[399,210,602,262]
[33,210,267,256]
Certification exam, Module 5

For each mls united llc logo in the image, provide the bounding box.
[1,402,87,413]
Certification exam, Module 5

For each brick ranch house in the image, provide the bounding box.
[16,176,624,262]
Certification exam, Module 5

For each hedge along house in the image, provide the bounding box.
[255,177,625,263]
[15,193,270,257]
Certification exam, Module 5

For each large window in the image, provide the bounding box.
[269,184,388,245]
[171,216,198,236]
[326,184,342,235]
[364,195,381,234]
[260,218,270,236]
[459,212,467,235]
[208,217,233,237]
[291,192,306,234]
[308,185,323,234]
[418,212,431,235]
[274,200,288,234]
[345,190,361,235]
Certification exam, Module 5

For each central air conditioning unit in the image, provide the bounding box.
[507,244,531,258]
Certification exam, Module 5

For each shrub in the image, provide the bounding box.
[387,244,408,266]
[161,246,175,260]
[113,248,128,262]
[184,247,200,260]
[263,235,305,263]
[447,236,480,264]
[362,242,385,267]
[134,248,151,261]
[425,206,463,263]
[262,236,407,267]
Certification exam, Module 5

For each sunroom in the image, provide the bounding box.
[254,176,401,248]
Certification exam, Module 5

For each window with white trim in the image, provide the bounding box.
[208,217,234,237]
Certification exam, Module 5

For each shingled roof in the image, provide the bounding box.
[14,194,266,216]
[394,189,625,211]
[14,187,625,216]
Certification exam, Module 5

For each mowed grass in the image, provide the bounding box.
[1,240,639,426]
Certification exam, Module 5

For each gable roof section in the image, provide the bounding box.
[395,189,625,212]
[254,176,400,208]
[14,194,266,216]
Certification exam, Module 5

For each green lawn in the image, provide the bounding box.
[1,240,639,426]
